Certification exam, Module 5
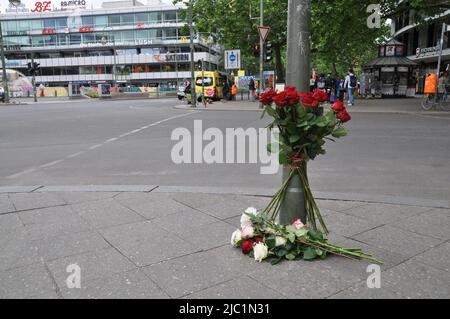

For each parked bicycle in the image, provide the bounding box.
[421,92,450,111]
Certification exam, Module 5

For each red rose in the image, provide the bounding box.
[337,109,351,123]
[286,90,300,106]
[300,91,319,107]
[259,89,277,105]
[254,237,264,244]
[313,90,328,102]
[273,91,289,107]
[332,100,345,112]
[242,239,254,254]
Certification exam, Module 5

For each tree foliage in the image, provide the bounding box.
[174,0,449,79]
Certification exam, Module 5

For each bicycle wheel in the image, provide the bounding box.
[439,99,450,111]
[421,94,435,111]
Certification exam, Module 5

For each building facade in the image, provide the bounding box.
[390,7,450,93]
[0,0,220,95]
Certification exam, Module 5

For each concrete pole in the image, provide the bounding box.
[188,0,197,107]
[279,0,311,225]
[259,0,264,109]
[436,22,445,103]
[31,53,37,102]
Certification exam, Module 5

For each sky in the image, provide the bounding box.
[0,0,173,11]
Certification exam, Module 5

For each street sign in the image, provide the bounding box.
[258,26,271,43]
[446,24,450,32]
[224,50,241,70]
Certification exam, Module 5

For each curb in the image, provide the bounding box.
[0,185,448,209]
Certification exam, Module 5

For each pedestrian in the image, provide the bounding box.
[438,71,447,101]
[231,83,238,101]
[309,76,316,92]
[223,80,230,102]
[184,81,192,105]
[315,74,326,92]
[344,69,357,106]
[249,77,256,102]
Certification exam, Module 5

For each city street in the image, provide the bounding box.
[1,98,450,202]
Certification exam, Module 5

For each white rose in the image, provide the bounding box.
[245,207,259,216]
[275,236,287,247]
[240,214,252,228]
[241,225,255,239]
[230,230,242,247]
[254,243,269,262]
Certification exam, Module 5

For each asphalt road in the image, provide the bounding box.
[1,98,449,201]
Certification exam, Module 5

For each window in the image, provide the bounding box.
[30,20,43,32]
[121,14,134,26]
[94,16,108,28]
[136,13,148,24]
[82,33,95,44]
[109,15,121,26]
[56,18,68,29]
[112,31,122,43]
[58,34,68,45]
[17,20,30,32]
[32,36,45,47]
[44,19,56,29]
[163,12,177,22]
[82,16,94,26]
[149,12,162,23]
[141,48,160,55]
[136,29,149,40]
[164,29,177,39]
[122,30,135,43]
[44,35,57,46]
[149,29,162,39]
[70,34,82,45]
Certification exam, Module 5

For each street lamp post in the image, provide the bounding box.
[188,0,197,107]
[1,0,22,103]
[279,0,312,225]
[259,0,264,109]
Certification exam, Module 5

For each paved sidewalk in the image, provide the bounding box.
[175,98,450,115]
[0,187,449,299]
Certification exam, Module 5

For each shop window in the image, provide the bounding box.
[82,16,94,27]
[121,30,135,43]
[56,18,68,29]
[164,29,177,39]
[30,20,43,32]
[32,36,45,47]
[70,34,82,45]
[136,29,149,40]
[94,16,108,28]
[82,33,96,44]
[44,19,56,29]
[17,20,30,32]
[58,34,68,45]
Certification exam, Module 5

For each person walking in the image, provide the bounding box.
[315,74,326,92]
[344,69,357,106]
[222,80,230,102]
[249,77,256,102]
[231,83,238,101]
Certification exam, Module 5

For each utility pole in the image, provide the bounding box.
[259,0,264,109]
[188,0,197,107]
[31,54,37,102]
[286,0,311,93]
[279,0,312,225]
[436,22,446,103]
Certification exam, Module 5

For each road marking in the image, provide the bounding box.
[5,111,197,179]
[7,168,38,179]
[40,160,64,169]
[67,151,85,159]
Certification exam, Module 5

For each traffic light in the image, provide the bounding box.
[264,42,273,63]
[27,62,34,75]
[33,62,40,73]
[27,62,41,76]
[253,43,260,57]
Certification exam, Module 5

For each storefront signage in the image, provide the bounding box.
[397,67,409,72]
[31,1,52,12]
[381,67,395,72]
[5,3,29,13]
[61,0,86,7]
[42,28,57,35]
[165,54,189,62]
[79,26,94,33]
[385,45,396,57]
[416,46,440,58]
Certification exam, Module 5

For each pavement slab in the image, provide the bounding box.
[352,225,443,258]
[59,269,169,299]
[18,206,92,241]
[9,192,67,212]
[0,194,16,214]
[70,199,144,229]
[46,248,137,290]
[0,229,41,271]
[0,263,57,299]
[411,242,450,273]
[99,221,200,267]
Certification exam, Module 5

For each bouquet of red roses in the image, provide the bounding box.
[260,87,351,233]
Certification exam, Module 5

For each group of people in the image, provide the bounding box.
[310,69,359,106]
[424,64,450,101]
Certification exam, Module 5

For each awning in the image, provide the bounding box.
[363,56,418,69]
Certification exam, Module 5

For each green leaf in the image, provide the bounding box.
[276,249,287,258]
[265,238,276,249]
[295,228,308,238]
[308,230,325,241]
[289,135,301,144]
[287,234,296,243]
[286,254,296,261]
[265,106,277,118]
[279,151,288,165]
[303,247,318,261]
[271,257,283,265]
[286,225,297,234]
[332,128,348,138]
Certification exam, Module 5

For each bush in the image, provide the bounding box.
[85,92,99,98]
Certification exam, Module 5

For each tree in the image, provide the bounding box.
[174,0,450,79]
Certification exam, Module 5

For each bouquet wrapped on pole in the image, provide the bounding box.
[260,87,351,234]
